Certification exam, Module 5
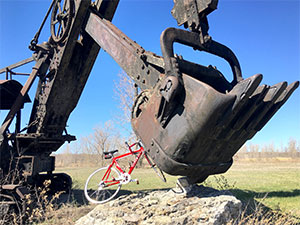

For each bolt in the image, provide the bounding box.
[140,54,147,61]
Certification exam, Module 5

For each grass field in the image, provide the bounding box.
[215,161,300,218]
[55,160,300,219]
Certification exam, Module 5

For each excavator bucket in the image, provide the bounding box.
[132,74,298,183]
[131,27,299,184]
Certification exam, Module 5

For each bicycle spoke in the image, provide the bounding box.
[84,167,121,204]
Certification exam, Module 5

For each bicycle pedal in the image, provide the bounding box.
[130,179,139,184]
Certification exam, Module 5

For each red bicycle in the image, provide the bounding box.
[84,141,166,204]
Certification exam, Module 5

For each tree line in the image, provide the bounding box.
[235,138,300,160]
[55,72,300,167]
[55,124,300,167]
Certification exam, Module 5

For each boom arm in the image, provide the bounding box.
[28,1,120,137]
[0,0,120,185]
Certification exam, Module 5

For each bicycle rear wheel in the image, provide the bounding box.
[84,167,122,204]
[145,153,167,182]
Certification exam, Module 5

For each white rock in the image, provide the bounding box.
[76,185,242,225]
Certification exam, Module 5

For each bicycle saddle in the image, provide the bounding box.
[104,150,118,159]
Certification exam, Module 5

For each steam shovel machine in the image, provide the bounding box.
[0,0,298,203]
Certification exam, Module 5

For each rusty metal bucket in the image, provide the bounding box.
[131,28,299,183]
[132,73,298,183]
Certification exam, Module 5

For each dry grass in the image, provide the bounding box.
[0,180,95,225]
[32,204,95,225]
[27,181,95,225]
[229,200,299,225]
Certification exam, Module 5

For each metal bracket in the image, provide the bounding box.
[171,0,218,44]
[157,76,181,127]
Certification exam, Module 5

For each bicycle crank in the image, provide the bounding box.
[120,173,131,185]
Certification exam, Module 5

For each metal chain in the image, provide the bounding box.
[29,0,56,50]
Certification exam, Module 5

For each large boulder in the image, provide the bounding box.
[76,185,242,225]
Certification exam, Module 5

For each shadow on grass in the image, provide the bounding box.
[57,189,137,206]
[61,187,300,206]
[228,188,300,221]
[60,188,300,205]
[57,187,173,206]
[229,188,300,201]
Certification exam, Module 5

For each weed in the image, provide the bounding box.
[25,180,64,224]
[229,201,299,225]
[203,175,236,190]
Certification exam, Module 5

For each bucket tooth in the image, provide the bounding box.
[218,81,290,158]
[215,74,262,139]
[217,85,268,141]
[223,81,296,158]
[255,81,299,131]
[217,82,286,157]
[244,81,287,135]
[211,85,269,158]
[230,74,263,111]
[232,84,269,130]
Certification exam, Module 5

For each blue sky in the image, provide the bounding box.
[0,0,299,152]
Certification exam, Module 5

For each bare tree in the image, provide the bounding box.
[113,71,137,138]
[80,121,122,166]
[286,138,298,158]
[113,72,146,166]
[248,143,260,158]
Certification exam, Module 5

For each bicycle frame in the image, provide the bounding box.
[84,141,166,204]
[102,142,145,187]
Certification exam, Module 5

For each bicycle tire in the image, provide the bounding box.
[84,167,122,204]
[145,153,167,182]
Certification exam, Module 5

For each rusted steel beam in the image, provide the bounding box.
[27,0,92,134]
[28,0,120,137]
[85,11,231,93]
[85,12,161,90]
[0,57,34,75]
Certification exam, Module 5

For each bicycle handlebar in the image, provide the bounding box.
[125,141,134,154]
[125,141,143,155]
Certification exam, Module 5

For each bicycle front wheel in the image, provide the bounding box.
[84,167,122,204]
